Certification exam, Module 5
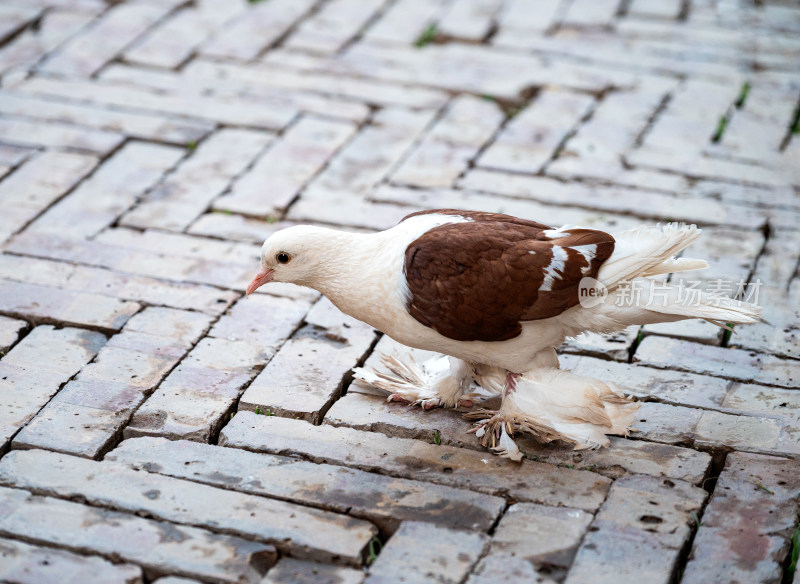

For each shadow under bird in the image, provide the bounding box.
[246,209,761,459]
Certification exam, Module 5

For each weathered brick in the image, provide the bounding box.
[0,449,376,566]
[392,95,504,187]
[19,76,298,130]
[263,558,365,584]
[694,410,793,455]
[185,59,450,109]
[438,0,503,40]
[126,297,309,441]
[0,10,94,75]
[0,485,274,583]
[13,308,209,457]
[561,355,730,409]
[25,142,184,238]
[722,381,800,419]
[565,475,707,584]
[200,0,314,60]
[304,107,437,201]
[364,0,449,44]
[371,184,640,231]
[239,298,376,423]
[109,436,505,534]
[103,63,371,123]
[0,280,140,332]
[0,93,212,146]
[682,452,800,584]
[188,213,294,244]
[477,89,594,173]
[0,150,97,241]
[122,128,273,230]
[221,412,612,511]
[518,436,712,485]
[460,169,765,228]
[284,0,385,53]
[467,554,557,584]
[634,337,800,388]
[0,116,122,155]
[214,117,356,217]
[39,3,173,76]
[365,521,487,584]
[485,503,592,569]
[627,0,682,20]
[496,0,561,33]
[630,402,702,445]
[562,0,620,27]
[0,325,105,451]
[0,254,236,315]
[0,537,143,584]
[124,1,246,69]
[337,42,632,98]
[0,316,27,353]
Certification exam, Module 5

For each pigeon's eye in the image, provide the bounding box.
[276,252,291,264]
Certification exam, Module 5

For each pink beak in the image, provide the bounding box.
[246,268,274,296]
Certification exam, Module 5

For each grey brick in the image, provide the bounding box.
[184,59,450,109]
[485,503,593,569]
[0,116,122,155]
[124,2,246,69]
[25,141,184,238]
[0,537,143,584]
[682,452,800,584]
[221,413,612,511]
[0,485,275,583]
[19,76,298,130]
[126,297,308,442]
[392,95,504,188]
[0,449,376,566]
[284,0,385,53]
[0,280,140,332]
[263,558,365,584]
[365,521,487,584]
[200,0,314,60]
[364,0,449,44]
[109,436,505,534]
[122,128,273,230]
[0,93,212,146]
[0,316,27,353]
[238,298,375,423]
[477,89,594,174]
[565,475,706,584]
[13,308,209,457]
[39,3,173,76]
[0,10,94,75]
[0,325,105,451]
[214,116,356,217]
[634,337,800,389]
[0,254,236,315]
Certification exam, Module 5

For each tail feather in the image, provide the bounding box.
[600,223,702,289]
[640,257,709,278]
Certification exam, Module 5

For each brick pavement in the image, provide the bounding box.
[0,1,798,582]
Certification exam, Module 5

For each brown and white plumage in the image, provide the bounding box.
[248,209,761,456]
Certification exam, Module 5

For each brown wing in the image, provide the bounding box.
[402,211,614,342]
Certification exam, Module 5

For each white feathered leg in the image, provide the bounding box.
[352,353,477,409]
[466,365,640,460]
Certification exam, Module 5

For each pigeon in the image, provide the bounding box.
[247,209,761,456]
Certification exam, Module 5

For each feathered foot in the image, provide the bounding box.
[353,353,477,409]
[465,407,570,462]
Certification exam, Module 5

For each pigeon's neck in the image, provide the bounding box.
[306,229,408,330]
